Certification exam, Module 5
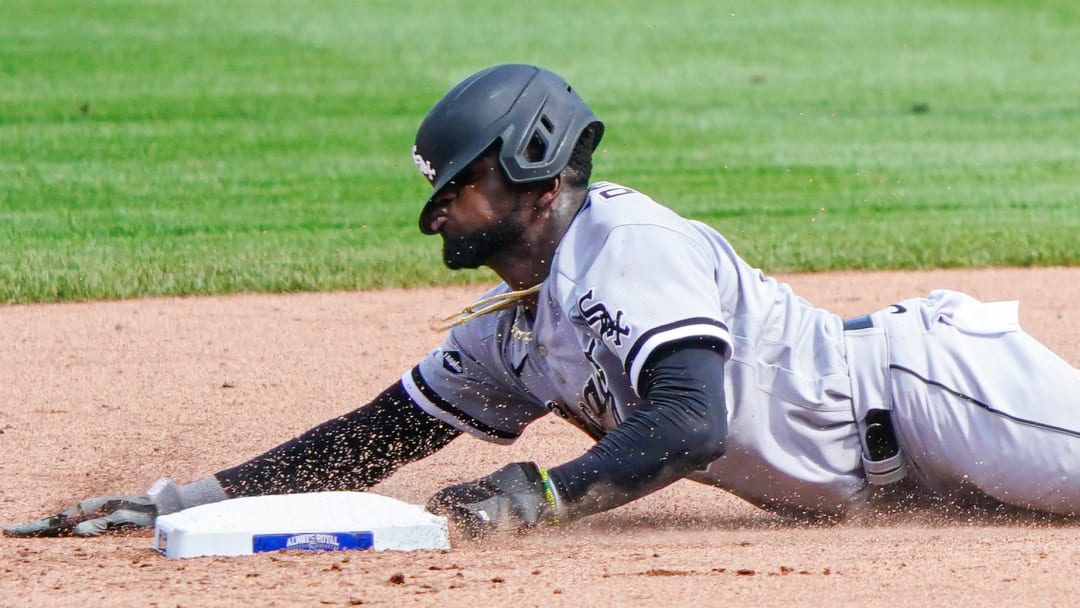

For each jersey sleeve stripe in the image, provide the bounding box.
[402,366,520,443]
[624,318,732,389]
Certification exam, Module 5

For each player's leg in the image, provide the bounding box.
[887,299,1080,515]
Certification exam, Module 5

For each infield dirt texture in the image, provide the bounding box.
[3,268,1079,607]
[4,0,1080,605]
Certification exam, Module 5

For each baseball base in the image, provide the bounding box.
[153,491,450,558]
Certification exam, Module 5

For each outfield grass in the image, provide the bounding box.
[2,0,1078,303]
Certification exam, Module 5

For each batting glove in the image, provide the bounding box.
[426,462,561,536]
[3,495,158,537]
[3,478,190,537]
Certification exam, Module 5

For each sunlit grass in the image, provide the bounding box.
[2,0,1077,303]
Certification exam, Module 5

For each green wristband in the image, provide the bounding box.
[538,468,560,525]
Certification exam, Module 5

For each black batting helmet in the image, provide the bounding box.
[412,64,604,234]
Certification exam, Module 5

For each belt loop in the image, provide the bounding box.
[844,314,908,487]
[843,315,874,331]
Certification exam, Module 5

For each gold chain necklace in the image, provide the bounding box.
[432,284,542,335]
[510,315,533,342]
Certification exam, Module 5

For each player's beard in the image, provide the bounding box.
[441,216,526,269]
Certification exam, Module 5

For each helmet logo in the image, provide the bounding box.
[412,145,437,183]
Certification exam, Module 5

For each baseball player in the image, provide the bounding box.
[8,64,1080,538]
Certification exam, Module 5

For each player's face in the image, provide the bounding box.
[426,156,532,269]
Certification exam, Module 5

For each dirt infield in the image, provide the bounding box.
[3,268,1079,607]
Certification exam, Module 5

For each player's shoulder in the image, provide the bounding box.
[561,181,704,258]
[587,180,668,214]
[582,181,696,234]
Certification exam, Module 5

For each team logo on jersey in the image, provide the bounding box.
[577,289,631,347]
[579,338,614,429]
[412,145,436,182]
[441,350,463,374]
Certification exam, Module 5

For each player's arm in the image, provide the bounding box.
[211,380,461,497]
[428,336,728,533]
[546,337,728,518]
[428,210,735,534]
[3,381,461,537]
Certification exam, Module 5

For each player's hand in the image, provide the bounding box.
[4,478,186,538]
[3,495,158,537]
[427,462,559,536]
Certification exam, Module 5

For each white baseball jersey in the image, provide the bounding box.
[404,181,1080,517]
[406,182,865,516]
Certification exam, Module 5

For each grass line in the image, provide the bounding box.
[2,0,1077,303]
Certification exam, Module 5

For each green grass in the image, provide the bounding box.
[2,0,1078,303]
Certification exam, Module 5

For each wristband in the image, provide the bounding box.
[538,468,561,525]
[147,476,231,515]
[146,478,182,515]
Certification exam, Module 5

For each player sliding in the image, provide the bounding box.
[8,64,1080,538]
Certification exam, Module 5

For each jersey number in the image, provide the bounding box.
[591,184,635,199]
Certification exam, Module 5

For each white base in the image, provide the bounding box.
[153,491,450,558]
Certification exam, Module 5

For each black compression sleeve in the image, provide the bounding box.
[214,381,462,497]
[547,339,728,519]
